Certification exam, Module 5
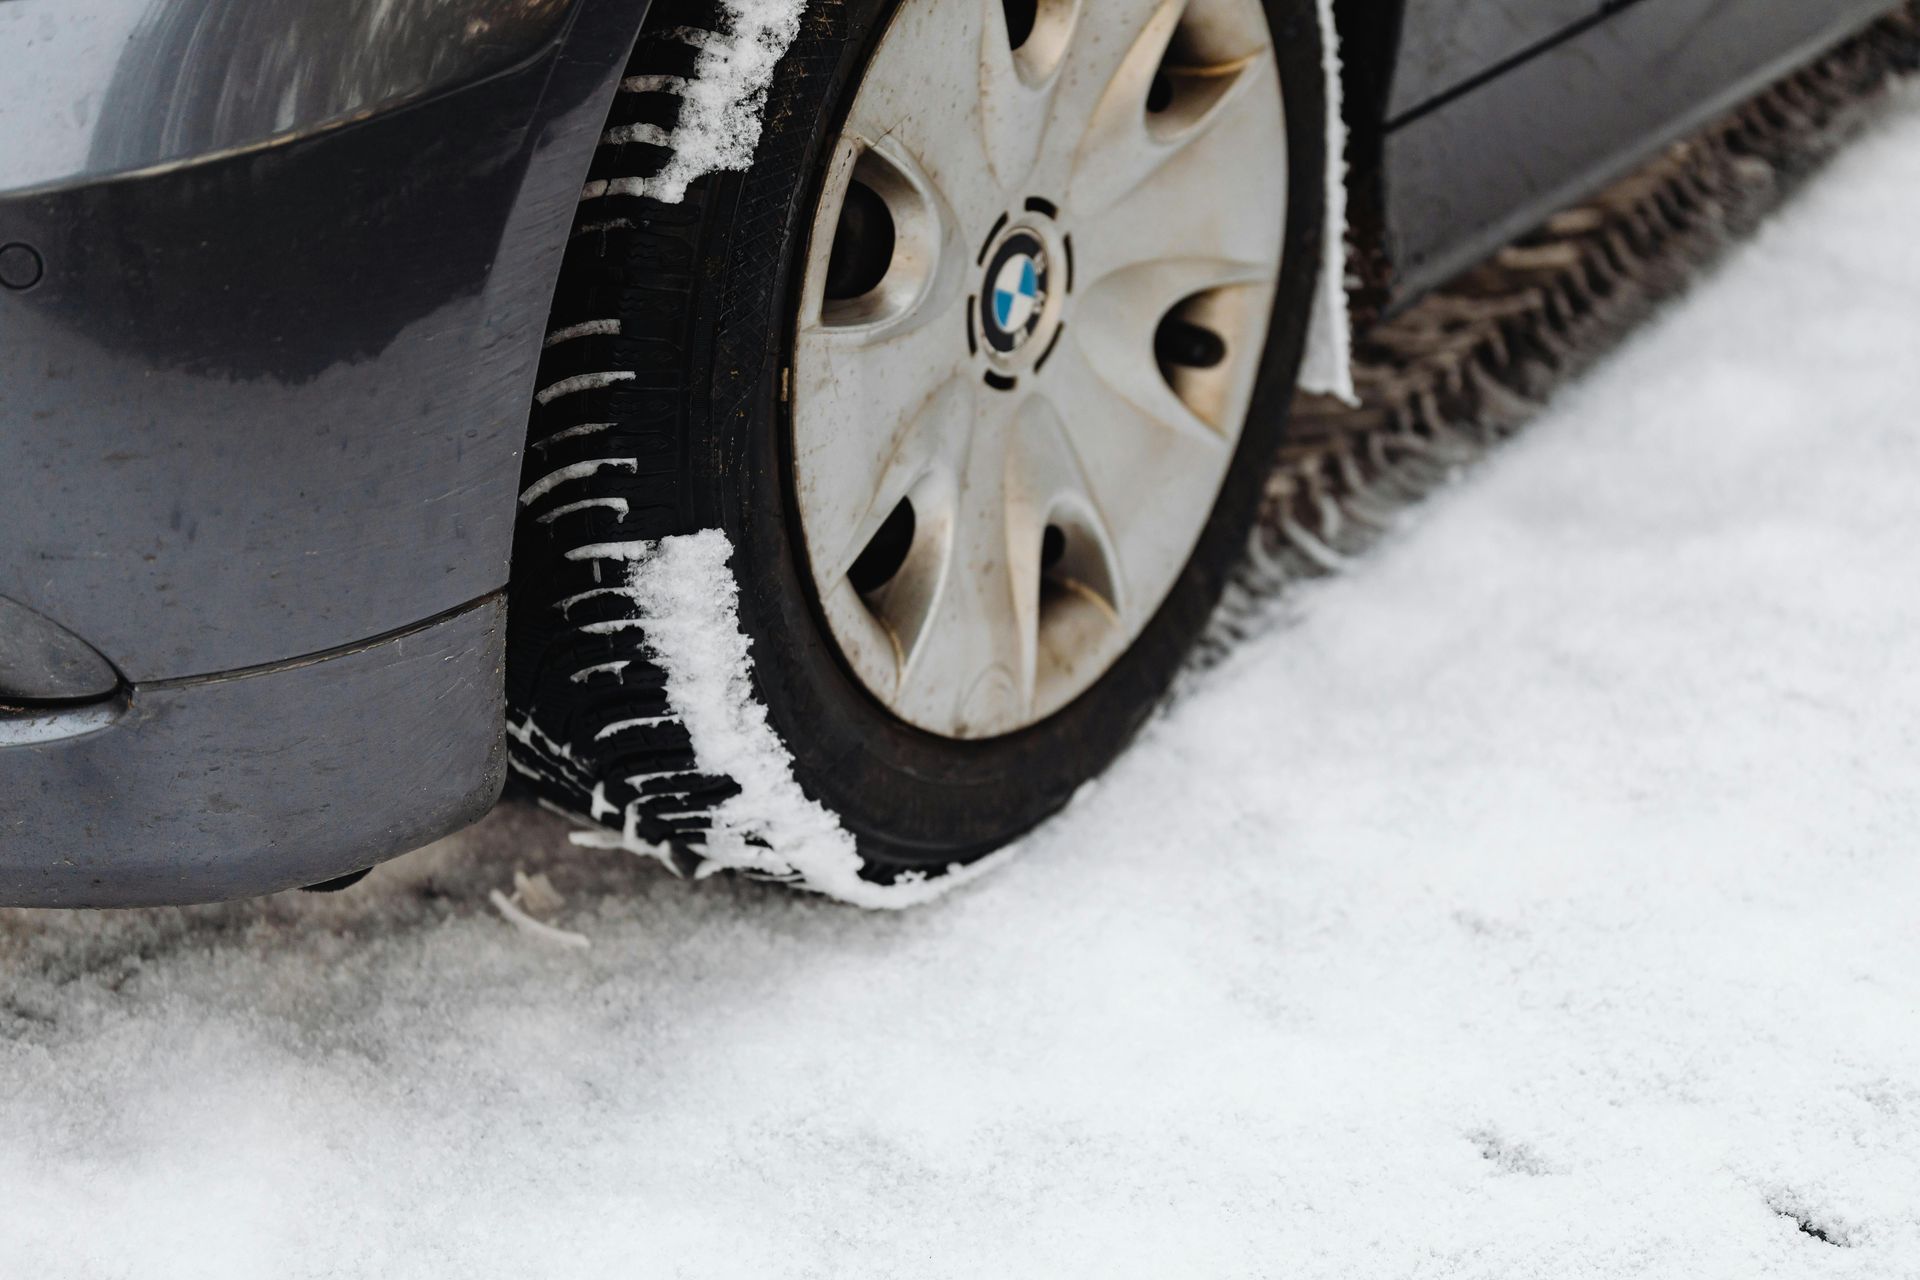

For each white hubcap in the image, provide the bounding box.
[791,0,1288,739]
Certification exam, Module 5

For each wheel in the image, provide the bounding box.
[506,0,1328,904]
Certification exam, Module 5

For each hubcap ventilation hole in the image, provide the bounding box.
[819,147,941,331]
[1040,524,1066,572]
[1002,0,1038,50]
[1156,286,1259,430]
[825,178,896,302]
[1154,314,1228,372]
[1003,0,1078,81]
[848,497,916,596]
[1144,7,1258,141]
[1146,71,1174,114]
[1035,514,1124,679]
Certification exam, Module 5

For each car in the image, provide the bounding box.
[1,0,1899,907]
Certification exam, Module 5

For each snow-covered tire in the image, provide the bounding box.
[505,0,1329,903]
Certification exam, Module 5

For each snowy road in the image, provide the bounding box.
[6,92,1920,1280]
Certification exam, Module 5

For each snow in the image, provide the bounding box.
[1297,0,1357,403]
[559,530,1015,908]
[559,531,860,888]
[613,0,808,204]
[6,83,1920,1280]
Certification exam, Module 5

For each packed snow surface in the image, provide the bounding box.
[6,89,1920,1280]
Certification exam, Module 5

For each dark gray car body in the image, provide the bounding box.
[1,0,1900,904]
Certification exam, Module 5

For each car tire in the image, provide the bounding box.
[505,0,1328,902]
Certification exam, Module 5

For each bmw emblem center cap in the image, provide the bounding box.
[979,229,1052,358]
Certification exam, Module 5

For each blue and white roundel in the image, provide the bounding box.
[992,254,1042,334]
[979,230,1050,355]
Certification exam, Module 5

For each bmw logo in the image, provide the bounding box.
[979,231,1050,355]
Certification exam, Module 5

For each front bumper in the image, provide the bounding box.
[1,598,506,907]
[0,0,648,904]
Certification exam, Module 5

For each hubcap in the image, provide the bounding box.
[791,0,1288,739]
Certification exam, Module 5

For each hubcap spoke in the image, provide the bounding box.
[1073,255,1273,439]
[979,0,1082,193]
[1069,50,1286,283]
[792,319,971,571]
[1004,394,1126,624]
[808,369,974,583]
[1068,17,1272,217]
[1037,339,1236,630]
[840,0,1005,234]
[1004,395,1134,712]
[1031,0,1175,180]
[893,398,1033,735]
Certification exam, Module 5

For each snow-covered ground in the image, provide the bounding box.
[7,89,1920,1280]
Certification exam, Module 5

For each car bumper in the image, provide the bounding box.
[0,0,646,904]
[0,2,595,681]
[1,598,506,907]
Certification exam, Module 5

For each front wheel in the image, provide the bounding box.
[505,0,1329,904]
